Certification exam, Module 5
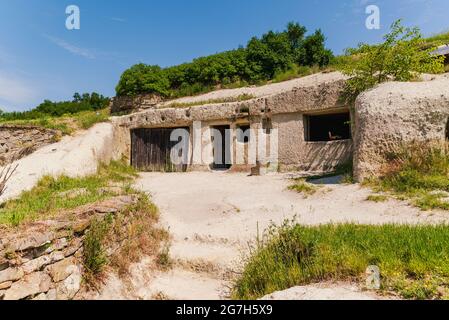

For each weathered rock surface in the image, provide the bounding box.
[0,195,139,300]
[3,272,52,300]
[0,267,24,284]
[354,74,449,181]
[0,125,60,166]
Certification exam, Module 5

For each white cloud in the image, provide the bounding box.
[43,34,96,59]
[0,73,38,111]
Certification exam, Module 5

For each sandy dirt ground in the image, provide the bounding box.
[90,171,449,300]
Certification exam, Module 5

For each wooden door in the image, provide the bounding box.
[131,128,189,172]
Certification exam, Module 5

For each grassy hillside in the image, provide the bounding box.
[115,22,334,99]
[233,222,449,300]
[0,93,110,135]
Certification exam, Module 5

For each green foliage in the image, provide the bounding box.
[116,22,334,97]
[422,31,449,49]
[288,179,319,196]
[338,20,445,102]
[0,92,110,121]
[368,141,449,210]
[0,108,110,135]
[84,215,112,275]
[0,160,138,227]
[366,194,389,203]
[233,222,449,300]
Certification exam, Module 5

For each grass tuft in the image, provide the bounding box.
[366,194,389,203]
[288,179,319,196]
[366,141,449,210]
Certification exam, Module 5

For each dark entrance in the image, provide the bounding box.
[131,127,190,172]
[211,125,232,170]
[446,118,449,140]
[304,112,351,142]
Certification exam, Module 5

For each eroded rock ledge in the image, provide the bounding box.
[0,195,137,300]
[0,125,61,166]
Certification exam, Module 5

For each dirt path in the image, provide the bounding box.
[109,171,447,300]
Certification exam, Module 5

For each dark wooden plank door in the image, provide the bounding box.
[131,128,189,172]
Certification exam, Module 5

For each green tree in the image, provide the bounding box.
[115,22,334,97]
[338,20,445,102]
[115,64,170,97]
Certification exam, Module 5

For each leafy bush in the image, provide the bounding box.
[116,22,334,98]
[338,20,445,102]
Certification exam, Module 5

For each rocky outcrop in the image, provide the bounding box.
[111,94,163,115]
[0,123,118,203]
[0,125,60,166]
[353,74,449,181]
[0,195,137,300]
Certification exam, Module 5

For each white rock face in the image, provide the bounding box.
[260,283,390,300]
[0,122,117,202]
[354,74,449,181]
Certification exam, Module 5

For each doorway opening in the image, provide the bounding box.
[211,125,232,170]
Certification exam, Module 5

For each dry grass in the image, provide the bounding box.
[107,195,170,277]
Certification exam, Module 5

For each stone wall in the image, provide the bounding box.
[111,94,163,114]
[0,195,137,300]
[110,72,350,172]
[353,74,449,181]
[0,125,60,166]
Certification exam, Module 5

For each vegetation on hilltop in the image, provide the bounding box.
[115,22,334,98]
[0,93,111,134]
[0,92,109,121]
[337,20,445,102]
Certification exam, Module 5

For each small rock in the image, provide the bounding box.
[3,272,52,300]
[32,293,47,300]
[56,267,81,300]
[46,257,77,282]
[32,290,58,301]
[0,256,9,271]
[0,267,24,283]
[22,251,65,274]
[7,232,54,252]
[46,288,57,300]
[72,220,91,234]
[45,238,68,254]
[63,239,83,257]
[0,281,12,290]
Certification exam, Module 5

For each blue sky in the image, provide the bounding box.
[0,0,448,111]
